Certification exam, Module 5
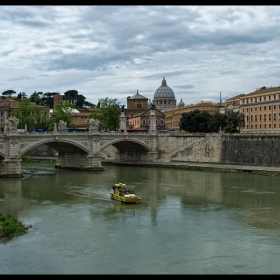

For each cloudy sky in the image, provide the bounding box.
[1,5,280,107]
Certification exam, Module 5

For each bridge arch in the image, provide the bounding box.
[101,138,151,161]
[20,139,89,157]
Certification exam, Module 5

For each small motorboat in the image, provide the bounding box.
[110,183,141,204]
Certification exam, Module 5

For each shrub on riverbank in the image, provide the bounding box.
[0,213,32,242]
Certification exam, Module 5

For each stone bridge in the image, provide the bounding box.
[0,110,168,177]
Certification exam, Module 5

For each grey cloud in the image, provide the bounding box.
[0,49,17,56]
[8,75,33,81]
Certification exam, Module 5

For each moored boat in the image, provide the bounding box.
[110,183,141,203]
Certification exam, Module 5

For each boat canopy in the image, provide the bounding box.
[114,183,126,187]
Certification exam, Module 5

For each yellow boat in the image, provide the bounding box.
[110,183,141,204]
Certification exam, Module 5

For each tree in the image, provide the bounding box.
[76,94,86,108]
[64,90,78,104]
[179,109,211,133]
[224,111,245,133]
[89,97,121,132]
[29,91,43,104]
[10,99,49,132]
[208,112,228,133]
[2,90,16,99]
[84,101,96,108]
[42,92,59,108]
[47,100,75,131]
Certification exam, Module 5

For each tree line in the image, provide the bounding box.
[1,89,96,108]
[179,109,245,133]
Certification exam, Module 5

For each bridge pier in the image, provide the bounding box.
[0,158,23,178]
[55,153,104,171]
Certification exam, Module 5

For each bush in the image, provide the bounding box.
[0,213,32,240]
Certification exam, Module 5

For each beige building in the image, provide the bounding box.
[165,101,223,131]
[239,87,280,133]
[126,90,149,118]
[127,108,165,132]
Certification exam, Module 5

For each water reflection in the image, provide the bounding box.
[1,163,280,231]
[1,162,280,274]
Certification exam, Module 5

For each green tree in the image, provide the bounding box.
[47,100,75,131]
[76,94,86,108]
[208,112,228,132]
[2,90,16,99]
[179,109,211,133]
[89,97,121,132]
[224,111,245,133]
[10,99,48,132]
[42,92,59,108]
[84,101,96,108]
[64,90,78,104]
[29,91,43,104]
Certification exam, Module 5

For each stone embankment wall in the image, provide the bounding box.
[220,134,280,166]
[168,133,222,163]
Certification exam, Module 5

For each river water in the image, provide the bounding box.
[1,161,280,274]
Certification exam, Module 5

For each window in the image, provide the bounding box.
[137,103,141,109]
[250,108,252,112]
[274,124,276,128]
[255,115,257,121]
[264,106,266,110]
[255,107,257,111]
[260,107,262,111]
[265,124,266,128]
[269,124,271,128]
[260,124,262,129]
[274,105,276,110]
[250,115,253,121]
[142,119,146,125]
[255,125,257,129]
[269,106,271,110]
[259,114,262,121]
[264,114,266,120]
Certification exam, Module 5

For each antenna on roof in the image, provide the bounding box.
[220,92,222,103]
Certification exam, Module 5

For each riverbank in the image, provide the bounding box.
[102,160,280,176]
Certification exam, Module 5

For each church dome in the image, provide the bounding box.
[154,77,175,99]
[177,98,185,108]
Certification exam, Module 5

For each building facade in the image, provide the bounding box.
[126,90,149,118]
[127,108,166,132]
[239,87,280,133]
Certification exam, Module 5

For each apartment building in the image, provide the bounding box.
[238,87,280,133]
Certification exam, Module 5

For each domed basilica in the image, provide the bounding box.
[152,77,177,112]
